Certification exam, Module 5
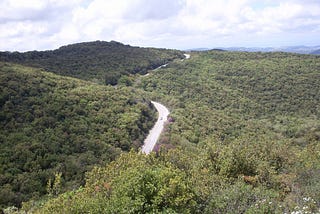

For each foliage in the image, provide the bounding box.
[137,51,320,212]
[0,62,156,209]
[31,151,197,214]
[2,49,320,213]
[0,41,184,85]
[30,145,302,213]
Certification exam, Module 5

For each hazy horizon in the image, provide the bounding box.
[2,40,320,53]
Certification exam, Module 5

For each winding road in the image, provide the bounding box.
[141,101,170,154]
[141,53,190,154]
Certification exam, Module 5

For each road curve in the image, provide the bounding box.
[141,54,189,154]
[181,53,191,61]
[141,101,170,154]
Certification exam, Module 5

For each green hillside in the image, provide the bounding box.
[140,51,320,144]
[1,49,320,213]
[28,51,320,213]
[0,41,184,85]
[0,62,156,209]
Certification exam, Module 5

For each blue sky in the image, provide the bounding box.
[0,0,319,51]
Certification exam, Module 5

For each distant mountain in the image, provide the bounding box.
[185,48,211,51]
[0,41,184,85]
[274,46,320,54]
[185,48,226,52]
[311,49,320,55]
[221,47,274,52]
[219,45,320,54]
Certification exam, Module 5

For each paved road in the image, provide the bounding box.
[184,53,190,59]
[181,53,190,61]
[141,101,170,154]
[141,53,190,154]
[154,63,168,70]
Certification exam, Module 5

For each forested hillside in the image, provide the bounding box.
[1,48,320,213]
[28,51,320,213]
[0,41,184,85]
[137,51,320,212]
[0,62,156,209]
[140,51,319,144]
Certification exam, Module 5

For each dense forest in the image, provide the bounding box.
[1,45,319,213]
[0,62,156,209]
[140,51,319,144]
[0,41,184,85]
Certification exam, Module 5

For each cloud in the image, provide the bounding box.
[239,1,320,34]
[0,0,81,22]
[123,0,185,21]
[0,0,319,51]
[0,0,84,50]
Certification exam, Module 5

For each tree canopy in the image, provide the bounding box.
[0,41,184,85]
[0,62,156,209]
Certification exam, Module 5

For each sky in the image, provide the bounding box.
[1,0,320,51]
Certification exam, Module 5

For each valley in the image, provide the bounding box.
[0,42,319,213]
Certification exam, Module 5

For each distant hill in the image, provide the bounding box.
[0,41,184,85]
[311,49,320,55]
[0,62,156,209]
[219,45,320,54]
[185,48,211,51]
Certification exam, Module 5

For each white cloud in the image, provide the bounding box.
[0,0,319,51]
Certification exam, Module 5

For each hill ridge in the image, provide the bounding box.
[0,40,184,85]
